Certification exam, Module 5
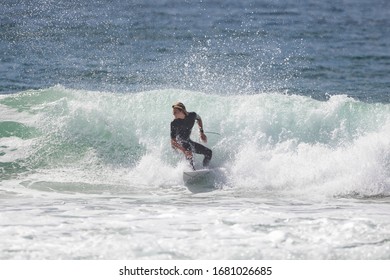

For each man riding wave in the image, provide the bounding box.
[170,102,212,170]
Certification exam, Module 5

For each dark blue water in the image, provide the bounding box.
[1,0,389,101]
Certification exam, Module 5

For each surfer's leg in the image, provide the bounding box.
[181,142,195,170]
[191,141,212,167]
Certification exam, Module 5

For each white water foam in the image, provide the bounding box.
[1,87,390,260]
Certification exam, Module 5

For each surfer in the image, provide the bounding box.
[171,102,212,170]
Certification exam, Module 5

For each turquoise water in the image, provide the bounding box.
[1,0,390,259]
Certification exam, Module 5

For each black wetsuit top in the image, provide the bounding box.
[170,112,199,142]
[170,112,212,167]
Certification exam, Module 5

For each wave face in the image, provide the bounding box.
[1,86,390,198]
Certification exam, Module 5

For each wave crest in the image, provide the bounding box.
[1,86,390,197]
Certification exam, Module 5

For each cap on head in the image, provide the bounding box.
[172,102,188,115]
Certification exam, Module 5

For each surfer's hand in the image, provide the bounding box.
[200,132,207,143]
[184,150,193,159]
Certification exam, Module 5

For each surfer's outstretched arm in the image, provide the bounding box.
[195,114,207,143]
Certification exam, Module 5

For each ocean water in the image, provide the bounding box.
[1,0,390,259]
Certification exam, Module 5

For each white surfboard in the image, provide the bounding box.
[183,168,227,193]
[183,169,211,184]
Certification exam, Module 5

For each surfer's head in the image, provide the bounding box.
[172,102,188,118]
